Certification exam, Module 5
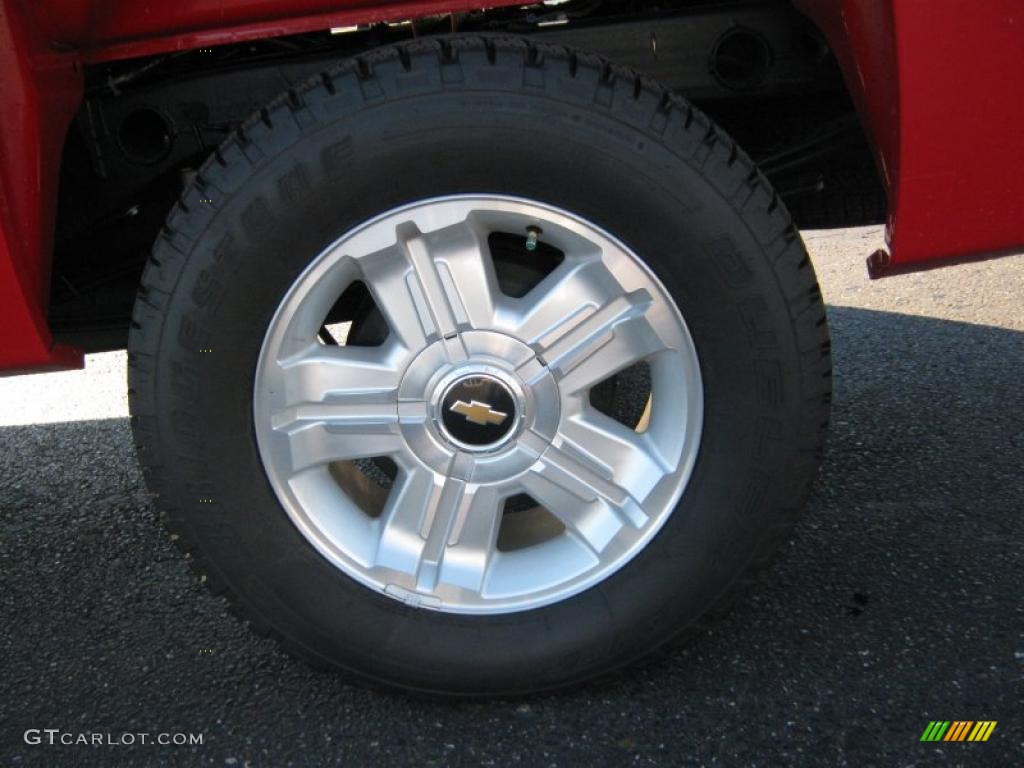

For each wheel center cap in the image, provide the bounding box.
[439,373,518,451]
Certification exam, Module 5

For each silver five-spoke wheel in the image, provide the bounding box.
[254,196,703,613]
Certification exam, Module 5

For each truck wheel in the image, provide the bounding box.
[128,36,830,695]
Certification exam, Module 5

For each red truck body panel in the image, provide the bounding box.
[0,1,83,372]
[1,0,1022,373]
[795,0,1024,270]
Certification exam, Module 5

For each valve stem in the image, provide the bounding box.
[525,226,542,252]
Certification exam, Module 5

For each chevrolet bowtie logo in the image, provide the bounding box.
[449,400,508,426]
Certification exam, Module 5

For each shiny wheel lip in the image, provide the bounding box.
[253,195,704,614]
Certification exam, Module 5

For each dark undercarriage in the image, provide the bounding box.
[49,0,884,352]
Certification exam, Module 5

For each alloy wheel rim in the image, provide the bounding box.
[253,196,703,614]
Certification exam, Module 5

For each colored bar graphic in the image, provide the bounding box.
[920,721,950,741]
[921,720,996,742]
[944,721,972,741]
[970,722,997,742]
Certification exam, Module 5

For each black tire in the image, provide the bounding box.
[128,36,831,695]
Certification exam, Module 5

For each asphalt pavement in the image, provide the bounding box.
[1,227,1022,767]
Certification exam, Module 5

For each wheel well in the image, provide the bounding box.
[49,0,883,351]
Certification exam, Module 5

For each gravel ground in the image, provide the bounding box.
[1,227,1022,767]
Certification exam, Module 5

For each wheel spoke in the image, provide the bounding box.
[357,220,498,356]
[521,441,648,554]
[559,411,668,503]
[374,467,439,575]
[503,255,666,392]
[356,242,433,353]
[276,343,402,407]
[436,483,503,593]
[275,418,403,472]
[540,289,665,394]
[395,221,462,341]
[421,218,500,332]
[375,469,503,594]
[271,345,403,472]
[504,256,617,346]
